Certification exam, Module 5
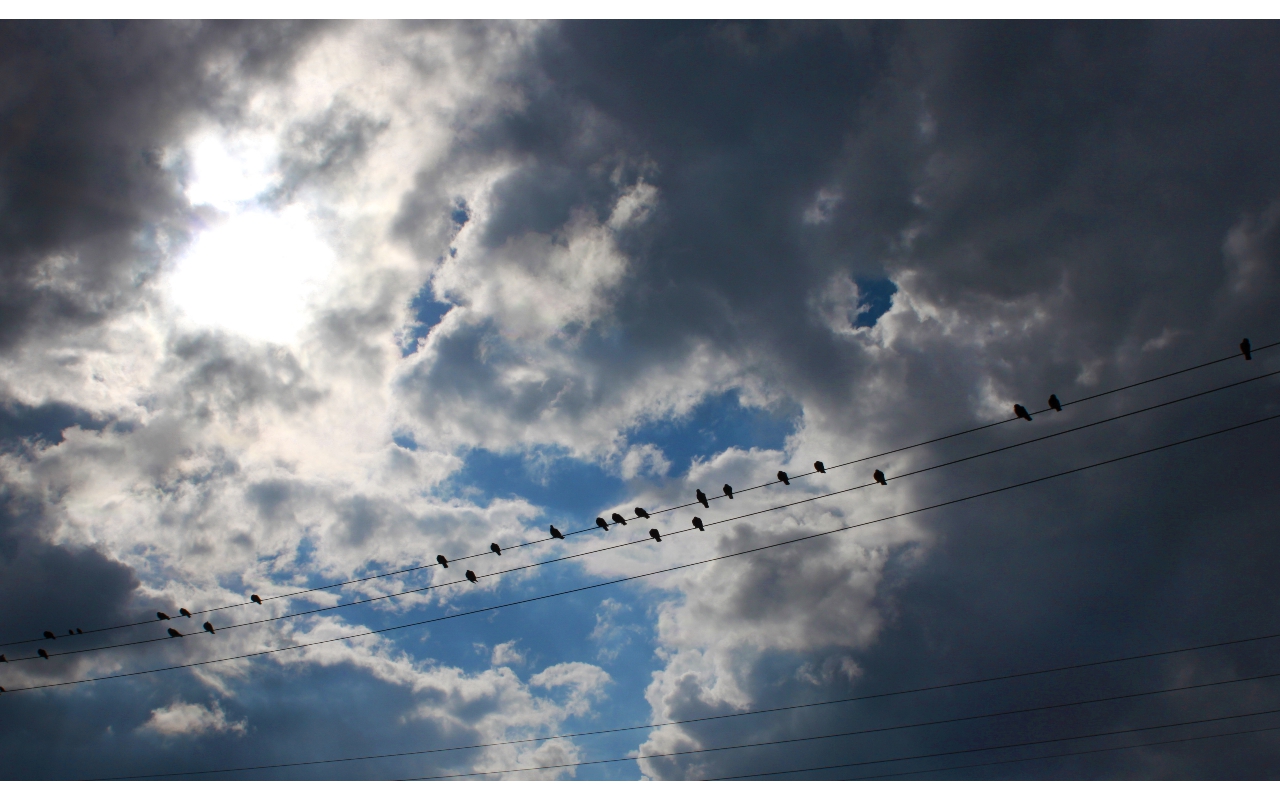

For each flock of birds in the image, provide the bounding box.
[0,338,1257,689]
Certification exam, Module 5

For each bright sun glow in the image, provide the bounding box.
[168,134,336,344]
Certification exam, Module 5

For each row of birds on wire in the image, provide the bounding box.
[0,338,1260,676]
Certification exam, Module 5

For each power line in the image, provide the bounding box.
[4,410,1277,693]
[15,368,1279,665]
[396,669,1280,780]
[109,629,1280,779]
[11,338,1270,648]
[851,724,1280,780]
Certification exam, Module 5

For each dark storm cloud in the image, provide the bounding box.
[0,21,328,353]
[385,21,1280,778]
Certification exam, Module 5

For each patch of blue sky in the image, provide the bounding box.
[401,284,452,357]
[853,276,897,329]
[627,389,800,477]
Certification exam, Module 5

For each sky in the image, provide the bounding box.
[0,20,1279,780]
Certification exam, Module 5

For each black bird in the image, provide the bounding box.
[696,489,709,508]
[203,622,215,634]
[0,686,4,692]
[692,517,705,531]
[251,594,262,604]
[1048,394,1062,412]
[167,628,182,638]
[491,543,502,556]
[873,469,887,486]
[723,484,734,499]
[649,529,662,542]
[1014,403,1033,421]
[611,512,627,526]
[465,570,479,584]
[777,471,790,485]
[43,631,55,640]
[814,461,826,474]
[635,507,650,519]
[596,517,609,531]
[157,612,170,621]
[550,525,564,540]
[68,629,74,636]
[436,554,449,568]
[76,628,82,634]
[180,608,192,618]
[1241,338,1252,360]
[0,655,7,662]
[38,649,49,660]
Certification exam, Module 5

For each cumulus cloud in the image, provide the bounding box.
[141,701,247,737]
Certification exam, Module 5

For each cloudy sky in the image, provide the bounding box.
[1,20,1279,780]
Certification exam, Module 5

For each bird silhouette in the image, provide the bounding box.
[251,594,262,604]
[491,543,502,556]
[180,608,192,618]
[43,631,55,640]
[156,612,170,621]
[1241,338,1252,360]
[0,655,6,662]
[550,525,564,540]
[777,471,790,485]
[611,512,628,526]
[596,517,609,531]
[1014,403,1033,421]
[635,507,650,519]
[696,489,709,508]
[436,554,449,568]
[0,686,5,692]
[76,628,82,635]
[814,461,826,473]
[723,484,734,499]
[167,628,182,638]
[692,517,705,531]
[203,622,215,634]
[465,570,479,584]
[649,529,662,542]
[1049,394,1062,412]
[67,629,74,636]
[38,649,49,659]
[874,469,887,486]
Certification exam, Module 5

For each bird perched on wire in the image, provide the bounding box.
[1241,338,1252,360]
[465,570,479,584]
[436,554,449,568]
[874,469,887,486]
[43,631,55,640]
[75,628,82,635]
[167,628,182,638]
[550,525,564,540]
[692,517,705,531]
[611,512,628,526]
[814,461,826,473]
[723,484,734,499]
[1048,394,1062,412]
[696,489,709,508]
[635,507,650,519]
[67,630,74,636]
[490,543,502,556]
[203,622,215,634]
[38,648,49,660]
[649,529,662,542]
[157,612,170,621]
[1014,403,1033,421]
[251,594,262,604]
[1,655,7,663]
[596,517,609,531]
[777,471,790,485]
[180,608,192,618]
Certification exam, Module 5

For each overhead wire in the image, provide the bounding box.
[109,627,1280,779]
[3,409,1277,692]
[708,706,1280,781]
[851,724,1280,780]
[10,366,1279,665]
[110,627,1280,778]
[396,669,1280,780]
[8,338,1270,648]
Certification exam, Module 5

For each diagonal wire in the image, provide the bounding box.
[3,410,1277,692]
[14,367,1279,664]
[12,339,1270,647]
